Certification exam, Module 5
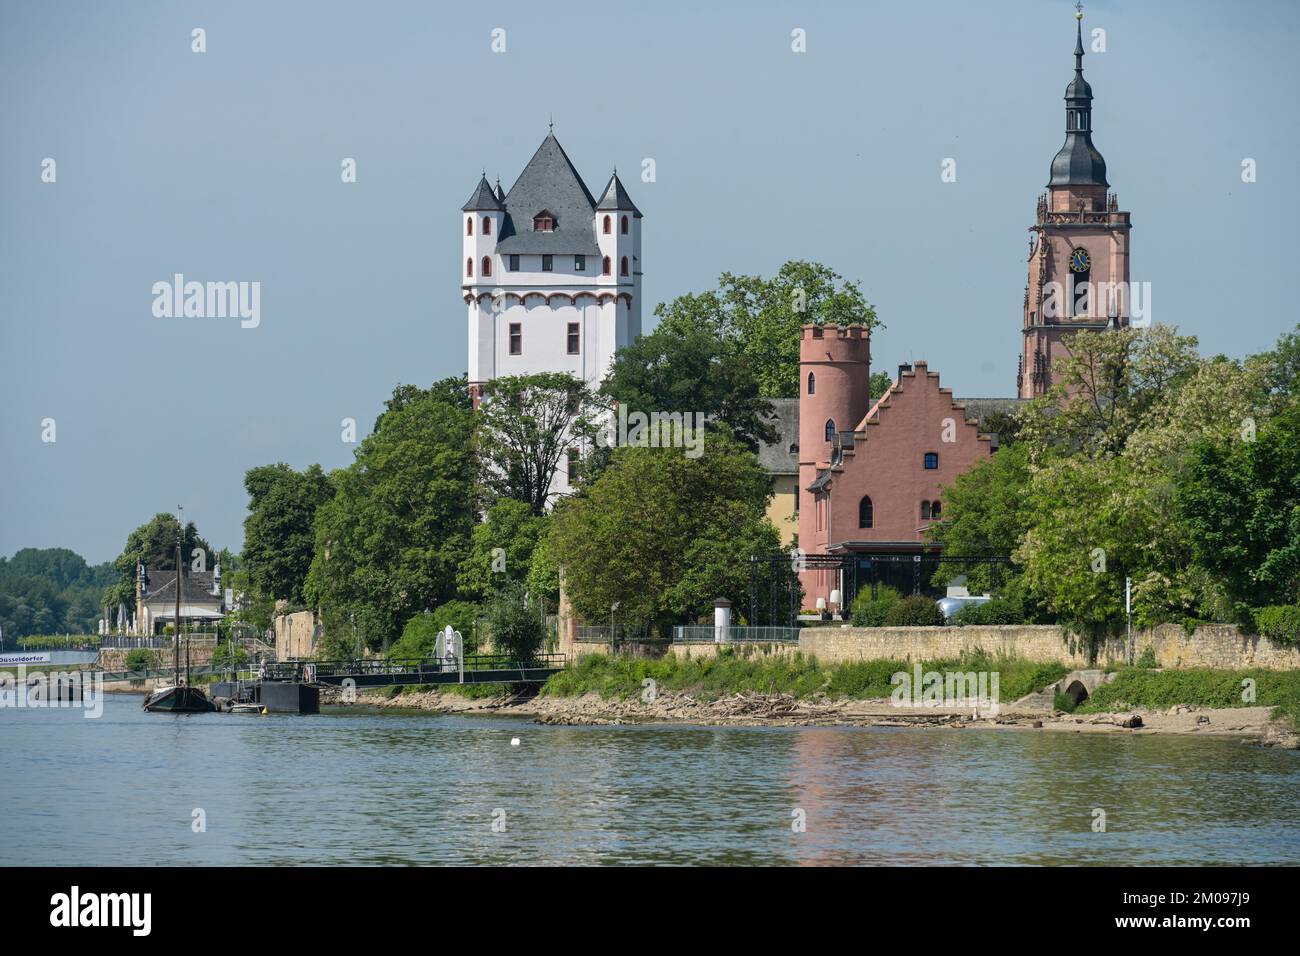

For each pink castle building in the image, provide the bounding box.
[796,324,993,608]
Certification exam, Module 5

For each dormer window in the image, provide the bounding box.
[533,211,555,232]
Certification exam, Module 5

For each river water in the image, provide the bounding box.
[2,693,1297,865]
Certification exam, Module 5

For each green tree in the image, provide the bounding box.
[105,514,213,610]
[1178,402,1300,614]
[600,325,777,447]
[654,260,880,398]
[548,429,780,630]
[374,375,471,431]
[305,393,475,652]
[868,370,893,403]
[242,463,334,604]
[457,498,548,600]
[931,443,1034,594]
[387,601,480,659]
[482,582,545,661]
[477,372,603,514]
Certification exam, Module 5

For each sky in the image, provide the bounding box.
[2,0,1297,564]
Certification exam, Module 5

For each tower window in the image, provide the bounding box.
[603,215,611,234]
[466,257,473,278]
[825,419,836,442]
[508,254,520,272]
[481,256,492,278]
[858,496,874,529]
[566,448,579,480]
[482,217,492,235]
[621,215,629,235]
[567,322,580,354]
[575,255,585,272]
[466,218,473,236]
[924,452,938,470]
[542,255,553,272]
[602,256,611,276]
[807,372,816,395]
[620,256,629,276]
[509,323,521,355]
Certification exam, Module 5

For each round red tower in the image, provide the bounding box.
[797,323,871,607]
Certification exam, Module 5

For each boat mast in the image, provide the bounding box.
[174,539,182,686]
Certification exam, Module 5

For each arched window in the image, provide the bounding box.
[807,372,816,395]
[602,256,612,276]
[482,216,492,236]
[481,256,492,278]
[620,256,629,276]
[466,257,473,277]
[858,496,874,529]
[824,419,836,441]
[920,501,932,521]
[603,215,612,234]
[924,452,939,469]
[931,500,942,519]
[621,215,629,234]
[466,218,473,236]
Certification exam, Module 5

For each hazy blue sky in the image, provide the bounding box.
[2,0,1297,564]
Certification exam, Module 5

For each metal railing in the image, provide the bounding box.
[263,653,569,682]
[573,625,667,644]
[98,636,171,649]
[672,625,802,645]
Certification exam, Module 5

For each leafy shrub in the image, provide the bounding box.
[1135,645,1158,669]
[211,642,248,668]
[951,597,1023,626]
[1256,605,1300,647]
[124,648,157,671]
[1053,691,1078,713]
[389,601,481,659]
[883,595,945,627]
[482,584,544,662]
[850,586,902,627]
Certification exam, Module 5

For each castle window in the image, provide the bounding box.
[466,257,473,277]
[508,254,520,272]
[567,322,580,354]
[807,372,816,395]
[466,218,473,236]
[574,255,585,272]
[602,256,611,276]
[482,217,492,235]
[620,256,629,276]
[920,501,932,521]
[566,448,579,480]
[533,211,555,232]
[824,419,836,441]
[924,452,938,470]
[621,215,629,234]
[858,496,874,529]
[931,500,942,519]
[509,323,521,355]
[481,256,492,277]
[542,255,553,272]
[603,215,612,234]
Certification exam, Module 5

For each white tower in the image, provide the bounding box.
[463,133,643,414]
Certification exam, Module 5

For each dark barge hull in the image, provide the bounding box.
[142,685,217,713]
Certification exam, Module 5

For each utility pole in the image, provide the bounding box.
[1125,576,1133,665]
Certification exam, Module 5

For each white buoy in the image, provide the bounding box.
[510,737,520,747]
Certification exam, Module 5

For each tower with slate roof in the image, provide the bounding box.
[462,132,642,413]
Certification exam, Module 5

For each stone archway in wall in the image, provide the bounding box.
[1063,679,1090,707]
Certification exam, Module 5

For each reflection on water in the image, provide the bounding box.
[1,695,1297,865]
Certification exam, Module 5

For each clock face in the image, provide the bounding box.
[1069,247,1091,273]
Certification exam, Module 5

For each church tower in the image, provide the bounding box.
[1018,6,1131,398]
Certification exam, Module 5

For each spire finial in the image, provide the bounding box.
[1074,3,1085,71]
[548,113,553,133]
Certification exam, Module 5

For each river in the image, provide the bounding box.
[2,693,1297,865]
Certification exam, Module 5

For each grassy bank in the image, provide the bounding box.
[1078,666,1300,724]
[540,650,1068,704]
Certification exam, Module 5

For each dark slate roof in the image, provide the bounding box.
[1048,19,1108,187]
[494,181,506,202]
[141,569,222,605]
[755,398,799,475]
[495,134,601,256]
[462,175,505,212]
[595,172,642,218]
